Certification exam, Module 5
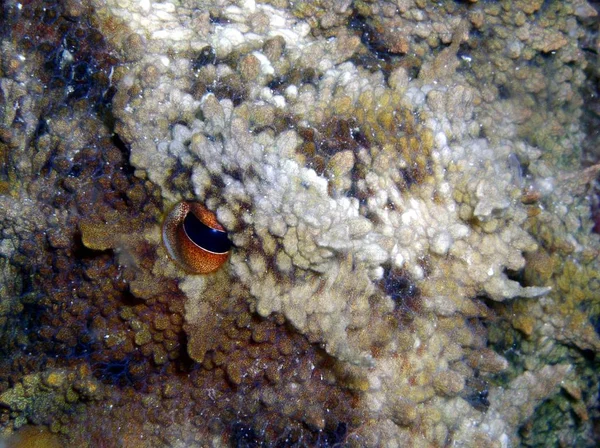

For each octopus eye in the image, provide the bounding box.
[162,201,231,274]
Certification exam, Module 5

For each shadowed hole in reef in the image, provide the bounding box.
[192,45,217,69]
[68,336,95,359]
[591,314,600,337]
[461,376,490,412]
[316,422,347,447]
[91,352,153,390]
[109,132,136,176]
[119,287,147,307]
[579,348,596,362]
[346,10,419,79]
[174,331,195,373]
[380,266,422,324]
[348,12,393,62]
[71,231,114,260]
[92,356,137,387]
[230,422,259,448]
[504,267,526,287]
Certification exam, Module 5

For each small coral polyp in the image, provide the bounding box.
[162,201,231,274]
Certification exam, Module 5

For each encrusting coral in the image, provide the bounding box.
[1,0,599,446]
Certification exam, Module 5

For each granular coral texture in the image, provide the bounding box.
[2,0,600,446]
[1,2,362,446]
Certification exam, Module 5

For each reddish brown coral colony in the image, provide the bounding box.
[162,201,231,274]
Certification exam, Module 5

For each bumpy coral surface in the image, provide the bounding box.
[1,0,599,446]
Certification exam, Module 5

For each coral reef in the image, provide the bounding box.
[1,0,599,446]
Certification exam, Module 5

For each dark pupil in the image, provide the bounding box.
[183,211,231,254]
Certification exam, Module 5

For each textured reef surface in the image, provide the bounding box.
[1,0,600,446]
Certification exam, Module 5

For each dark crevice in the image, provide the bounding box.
[92,354,146,388]
[348,13,394,62]
[316,422,348,447]
[591,314,600,337]
[579,348,596,362]
[71,231,114,260]
[193,46,217,70]
[209,14,231,25]
[119,288,147,307]
[33,117,50,139]
[462,376,490,412]
[497,84,511,100]
[174,331,195,373]
[504,267,526,287]
[379,266,422,327]
[230,422,260,448]
[110,132,135,175]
